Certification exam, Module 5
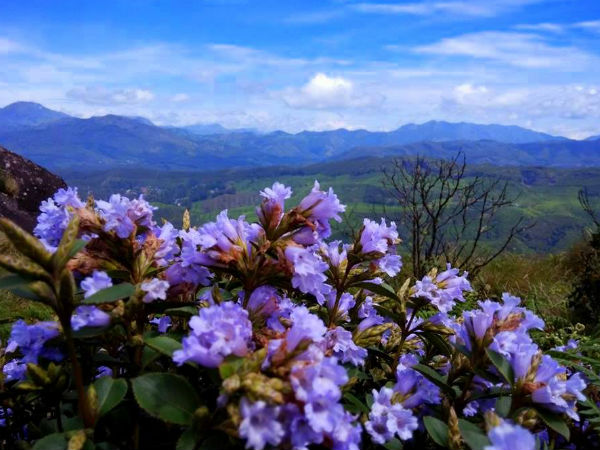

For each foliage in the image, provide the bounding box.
[0,183,597,450]
[63,161,600,254]
[381,153,530,278]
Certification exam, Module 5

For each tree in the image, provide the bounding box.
[568,188,600,328]
[381,153,531,278]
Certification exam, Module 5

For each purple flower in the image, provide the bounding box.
[150,315,172,333]
[376,254,403,277]
[141,278,170,303]
[320,240,349,268]
[95,366,113,379]
[34,187,85,251]
[71,306,111,331]
[485,422,535,450]
[5,320,60,363]
[331,411,362,450]
[326,291,355,321]
[2,360,27,382]
[304,399,346,434]
[508,343,539,380]
[244,285,281,318]
[531,370,586,420]
[238,398,284,450]
[153,222,179,266]
[173,302,252,367]
[290,350,347,403]
[285,306,327,352]
[360,218,398,254]
[81,270,113,298]
[553,339,579,352]
[394,354,440,408]
[298,181,346,239]
[285,245,331,303]
[3,320,61,381]
[266,297,297,333]
[412,264,471,313]
[357,296,385,331]
[96,194,156,238]
[257,182,292,227]
[196,210,263,265]
[0,407,12,427]
[283,404,323,448]
[324,327,367,366]
[365,387,418,444]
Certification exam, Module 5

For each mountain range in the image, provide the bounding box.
[0,101,598,172]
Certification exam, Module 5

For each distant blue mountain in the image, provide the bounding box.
[179,123,258,136]
[585,134,600,141]
[0,101,69,131]
[389,120,566,144]
[0,101,597,172]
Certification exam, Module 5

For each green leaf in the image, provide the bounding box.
[354,281,400,302]
[10,285,46,302]
[164,306,199,317]
[413,363,455,398]
[198,435,228,450]
[144,335,182,357]
[458,419,491,450]
[68,239,88,258]
[32,433,67,450]
[141,346,161,369]
[418,330,453,356]
[536,408,570,440]
[219,355,245,379]
[423,416,449,447]
[83,283,135,304]
[486,349,515,385]
[131,373,200,425]
[73,325,111,339]
[176,428,197,450]
[343,392,370,414]
[51,216,80,270]
[495,396,512,417]
[94,376,128,417]
[383,438,404,450]
[0,273,33,289]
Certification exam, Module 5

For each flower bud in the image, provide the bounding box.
[192,405,211,432]
[448,407,462,450]
[223,375,241,394]
[67,430,87,450]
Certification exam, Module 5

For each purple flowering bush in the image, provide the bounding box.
[0,184,597,450]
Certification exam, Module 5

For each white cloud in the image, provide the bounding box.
[66,86,155,105]
[515,22,565,33]
[515,20,600,34]
[575,20,600,33]
[282,73,382,110]
[352,0,543,18]
[453,83,489,103]
[415,31,596,69]
[0,29,599,138]
[171,93,190,102]
[0,38,25,54]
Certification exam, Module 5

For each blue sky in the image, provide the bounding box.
[1,0,599,137]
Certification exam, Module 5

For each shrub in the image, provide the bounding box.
[0,182,596,450]
[567,230,600,331]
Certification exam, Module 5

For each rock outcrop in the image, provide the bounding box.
[0,145,66,232]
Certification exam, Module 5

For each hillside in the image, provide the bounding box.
[63,157,600,254]
[0,101,69,131]
[0,145,66,231]
[2,101,597,172]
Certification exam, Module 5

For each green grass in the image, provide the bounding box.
[65,162,600,253]
[0,290,54,340]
